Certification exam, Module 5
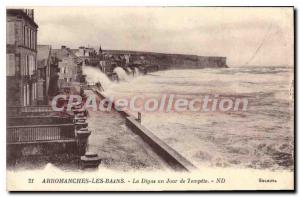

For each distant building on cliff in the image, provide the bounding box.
[6,9,38,106]
[51,46,83,88]
[102,50,228,70]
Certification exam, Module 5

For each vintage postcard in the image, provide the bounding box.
[6,7,294,191]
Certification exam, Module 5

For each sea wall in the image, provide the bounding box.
[104,50,228,69]
[93,89,196,171]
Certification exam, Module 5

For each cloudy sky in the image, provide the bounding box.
[34,7,293,66]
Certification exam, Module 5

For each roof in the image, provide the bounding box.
[6,9,38,28]
[51,47,82,64]
[70,49,79,55]
[37,45,51,68]
[71,48,96,57]
[51,48,78,60]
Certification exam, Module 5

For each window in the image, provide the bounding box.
[34,31,36,49]
[32,83,35,100]
[23,26,26,45]
[27,28,30,47]
[30,30,33,49]
[22,55,25,75]
[25,55,29,75]
[28,55,35,75]
[25,27,27,47]
[6,22,15,44]
[32,31,35,50]
[6,54,15,76]
[21,55,24,75]
[35,82,37,99]
[23,85,26,106]
[26,84,30,106]
[31,30,33,49]
[25,55,28,75]
[35,83,37,100]
[29,30,31,49]
[29,55,32,75]
[34,55,37,70]
[15,55,20,73]
[32,31,35,49]
[33,82,36,100]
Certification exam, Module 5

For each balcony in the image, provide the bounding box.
[7,116,74,126]
[7,124,75,144]
[7,105,72,116]
[7,106,76,145]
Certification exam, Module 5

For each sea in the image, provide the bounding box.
[83,65,294,171]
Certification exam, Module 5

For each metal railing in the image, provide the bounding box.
[7,124,75,143]
[7,107,19,117]
[20,106,53,113]
[81,82,97,90]
[7,116,74,126]
[7,106,52,114]
[7,106,73,117]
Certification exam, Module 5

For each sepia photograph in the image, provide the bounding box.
[5,6,294,191]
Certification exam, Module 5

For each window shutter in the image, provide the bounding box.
[25,55,27,75]
[29,55,33,75]
[6,22,15,44]
[26,84,30,106]
[23,85,26,106]
[6,54,15,76]
[26,55,29,75]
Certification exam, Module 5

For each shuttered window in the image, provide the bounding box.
[35,83,37,100]
[23,26,26,45]
[27,55,36,75]
[23,85,26,106]
[29,55,32,75]
[32,31,35,49]
[25,55,29,75]
[29,29,31,48]
[21,55,25,75]
[26,84,30,106]
[6,54,15,76]
[32,82,35,100]
[26,27,29,47]
[25,55,28,75]
[6,22,15,44]
[32,83,34,101]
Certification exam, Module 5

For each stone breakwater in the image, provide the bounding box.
[104,50,228,69]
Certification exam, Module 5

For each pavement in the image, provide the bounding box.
[84,90,167,171]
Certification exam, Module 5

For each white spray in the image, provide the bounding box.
[82,66,112,90]
[113,67,129,81]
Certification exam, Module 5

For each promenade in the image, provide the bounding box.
[84,90,167,171]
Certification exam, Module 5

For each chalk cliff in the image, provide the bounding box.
[103,50,228,69]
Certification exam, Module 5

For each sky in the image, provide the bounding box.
[34,7,294,66]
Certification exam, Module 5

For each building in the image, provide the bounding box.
[47,54,60,98]
[52,46,83,88]
[74,46,96,58]
[37,45,51,104]
[6,10,86,165]
[73,46,98,66]
[6,9,38,107]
